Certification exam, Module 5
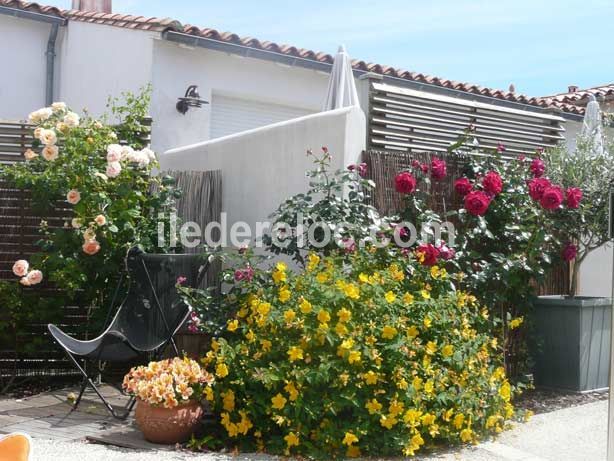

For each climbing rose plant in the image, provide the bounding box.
[194,247,518,460]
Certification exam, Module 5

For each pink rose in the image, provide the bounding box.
[415,243,440,266]
[94,215,106,226]
[106,144,123,163]
[342,237,356,253]
[454,177,473,196]
[176,276,187,285]
[562,243,577,262]
[528,178,551,201]
[66,189,81,205]
[540,186,564,210]
[19,277,31,287]
[496,143,506,153]
[234,267,254,282]
[566,187,582,209]
[437,243,456,260]
[12,260,29,277]
[395,171,417,194]
[106,161,122,178]
[26,270,43,285]
[347,163,368,177]
[82,239,101,256]
[482,171,503,196]
[464,190,491,216]
[530,158,545,178]
[430,157,447,180]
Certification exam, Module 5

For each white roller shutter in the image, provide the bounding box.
[210,94,313,139]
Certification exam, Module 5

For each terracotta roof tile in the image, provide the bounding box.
[1,0,607,115]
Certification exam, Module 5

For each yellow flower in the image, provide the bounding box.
[384,291,396,303]
[257,302,271,316]
[460,428,473,443]
[365,398,382,414]
[337,307,352,323]
[307,253,320,271]
[403,433,425,456]
[342,431,359,446]
[403,292,415,305]
[284,382,299,401]
[430,265,441,278]
[216,362,229,378]
[424,380,434,395]
[406,325,419,338]
[284,431,299,448]
[271,393,287,410]
[379,414,397,429]
[317,309,331,324]
[288,346,304,362]
[348,350,362,364]
[363,370,378,385]
[222,390,235,411]
[335,322,349,336]
[278,287,291,303]
[299,297,313,314]
[382,325,398,339]
[423,317,432,329]
[421,413,436,426]
[425,341,437,355]
[421,289,430,299]
[245,330,255,342]
[340,339,354,350]
[389,400,404,417]
[276,262,287,272]
[441,344,454,358]
[358,273,369,283]
[227,319,239,332]
[316,272,329,284]
[343,283,360,299]
[412,376,423,390]
[272,269,286,284]
[283,309,296,323]
[453,413,465,429]
[499,381,511,402]
[346,445,361,458]
[509,316,524,329]
[403,409,422,426]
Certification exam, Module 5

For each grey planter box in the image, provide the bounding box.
[532,296,612,392]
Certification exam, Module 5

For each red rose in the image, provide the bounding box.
[530,158,545,178]
[415,243,440,266]
[430,157,447,180]
[454,177,473,196]
[528,178,551,201]
[482,171,503,196]
[566,187,582,209]
[562,243,577,262]
[540,186,564,210]
[464,190,491,216]
[395,171,417,194]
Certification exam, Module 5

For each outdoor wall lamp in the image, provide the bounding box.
[176,85,208,114]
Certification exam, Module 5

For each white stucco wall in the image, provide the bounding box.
[56,21,154,118]
[160,106,366,244]
[150,39,332,154]
[0,15,57,120]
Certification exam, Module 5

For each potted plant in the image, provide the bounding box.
[532,133,614,391]
[123,357,214,444]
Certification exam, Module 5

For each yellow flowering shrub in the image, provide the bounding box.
[198,248,515,459]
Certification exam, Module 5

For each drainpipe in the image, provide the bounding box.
[45,23,59,106]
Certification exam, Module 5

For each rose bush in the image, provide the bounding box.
[194,247,517,459]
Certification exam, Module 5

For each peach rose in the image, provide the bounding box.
[33,127,42,139]
[24,149,38,161]
[51,102,66,112]
[71,218,82,229]
[82,239,101,256]
[94,215,107,226]
[55,122,69,134]
[83,227,96,241]
[66,189,81,205]
[28,107,52,124]
[106,144,123,163]
[42,145,59,161]
[12,260,29,277]
[26,270,43,285]
[38,128,57,146]
[106,161,122,178]
[63,112,80,128]
[19,277,31,287]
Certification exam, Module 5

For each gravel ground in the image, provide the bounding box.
[28,400,608,461]
[515,387,608,414]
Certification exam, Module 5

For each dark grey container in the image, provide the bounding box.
[532,296,612,392]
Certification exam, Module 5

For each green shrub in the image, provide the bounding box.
[197,247,515,459]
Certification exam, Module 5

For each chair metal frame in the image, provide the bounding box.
[50,252,207,420]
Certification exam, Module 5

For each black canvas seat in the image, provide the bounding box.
[48,247,208,419]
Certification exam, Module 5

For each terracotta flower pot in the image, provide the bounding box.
[134,399,204,444]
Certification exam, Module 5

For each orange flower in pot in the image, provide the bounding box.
[123,357,214,444]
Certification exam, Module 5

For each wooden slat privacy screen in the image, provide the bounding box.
[0,120,34,164]
[369,83,566,156]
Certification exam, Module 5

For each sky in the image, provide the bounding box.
[46,0,613,97]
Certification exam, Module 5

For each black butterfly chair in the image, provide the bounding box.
[48,248,208,419]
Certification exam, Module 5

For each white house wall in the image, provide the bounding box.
[150,39,332,154]
[56,21,155,119]
[0,15,56,119]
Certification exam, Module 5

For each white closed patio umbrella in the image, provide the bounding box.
[580,94,605,156]
[323,45,359,110]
